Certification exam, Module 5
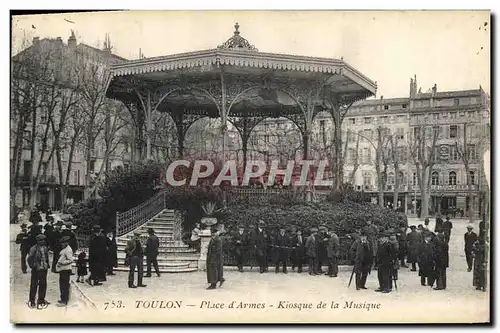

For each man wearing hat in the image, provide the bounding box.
[145,228,160,278]
[417,233,437,287]
[43,223,55,254]
[50,221,64,273]
[433,233,449,290]
[55,236,74,306]
[464,224,478,272]
[27,234,50,309]
[434,214,444,233]
[87,225,107,286]
[406,226,422,271]
[62,222,78,253]
[362,221,379,270]
[316,225,329,274]
[15,223,30,273]
[326,226,340,278]
[291,227,306,273]
[350,231,374,290]
[232,225,248,272]
[442,216,453,244]
[251,220,269,274]
[125,231,147,288]
[375,232,395,293]
[396,226,409,268]
[206,225,225,289]
[105,231,118,276]
[305,228,319,276]
[273,225,291,274]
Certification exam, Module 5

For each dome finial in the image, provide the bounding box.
[234,22,240,35]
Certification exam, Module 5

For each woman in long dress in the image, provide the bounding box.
[206,226,225,290]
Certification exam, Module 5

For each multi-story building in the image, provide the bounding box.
[11,32,129,210]
[248,76,490,217]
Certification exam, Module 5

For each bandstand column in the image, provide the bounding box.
[146,91,152,160]
[302,130,311,160]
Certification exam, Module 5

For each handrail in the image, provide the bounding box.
[116,190,166,237]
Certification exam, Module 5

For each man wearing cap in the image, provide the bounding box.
[350,231,374,290]
[442,216,453,244]
[406,225,422,271]
[291,228,305,273]
[55,236,74,306]
[433,233,449,290]
[105,231,118,276]
[417,234,437,287]
[206,226,224,290]
[251,220,269,274]
[15,223,30,274]
[464,225,478,272]
[305,228,319,276]
[273,225,291,274]
[62,222,78,253]
[145,228,160,278]
[87,225,107,286]
[232,225,248,272]
[375,232,395,293]
[125,231,147,288]
[27,234,50,309]
[50,221,64,273]
[326,227,340,278]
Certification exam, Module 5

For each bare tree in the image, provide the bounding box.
[387,133,405,210]
[408,124,439,219]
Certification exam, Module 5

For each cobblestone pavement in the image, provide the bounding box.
[10,217,489,323]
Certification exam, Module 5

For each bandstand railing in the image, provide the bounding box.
[116,190,166,237]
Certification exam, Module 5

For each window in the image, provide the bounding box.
[250,136,258,145]
[470,97,478,104]
[347,148,355,164]
[469,171,475,185]
[364,117,372,124]
[349,118,356,125]
[431,171,440,185]
[450,146,459,161]
[40,110,48,124]
[459,111,465,117]
[363,129,373,140]
[73,171,78,185]
[384,105,389,110]
[396,128,404,140]
[413,127,421,140]
[264,135,270,143]
[380,116,388,123]
[449,125,458,138]
[454,98,460,106]
[23,160,32,180]
[468,144,478,161]
[397,115,406,122]
[363,148,371,164]
[388,172,395,185]
[468,125,477,139]
[348,131,356,143]
[319,120,326,129]
[397,147,407,163]
[402,104,407,109]
[450,112,457,119]
[448,171,457,185]
[363,172,372,186]
[77,170,81,186]
[89,160,95,173]
[23,130,31,149]
[432,113,439,120]
[412,172,417,185]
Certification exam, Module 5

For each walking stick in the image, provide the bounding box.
[391,267,398,291]
[348,266,355,288]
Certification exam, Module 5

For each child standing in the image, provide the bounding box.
[76,251,88,283]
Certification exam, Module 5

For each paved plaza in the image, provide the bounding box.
[10,217,489,323]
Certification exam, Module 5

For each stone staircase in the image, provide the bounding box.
[76,209,199,273]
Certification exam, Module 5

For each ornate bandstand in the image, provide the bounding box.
[105,23,377,169]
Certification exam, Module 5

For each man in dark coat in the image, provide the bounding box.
[105,231,118,276]
[472,236,488,291]
[62,222,78,253]
[291,228,305,273]
[251,220,269,274]
[305,228,319,275]
[406,225,422,271]
[50,221,64,273]
[15,224,30,273]
[326,227,340,277]
[433,233,449,290]
[350,232,373,290]
[316,225,329,274]
[417,234,436,287]
[273,225,290,274]
[27,234,50,309]
[464,225,478,272]
[442,217,453,243]
[29,208,42,225]
[396,226,408,268]
[479,220,486,239]
[206,226,224,290]
[375,233,395,293]
[434,214,444,233]
[125,231,147,288]
[87,225,107,286]
[232,225,248,272]
[362,221,378,269]
[145,228,160,277]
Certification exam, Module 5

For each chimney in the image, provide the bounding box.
[103,33,112,54]
[32,37,40,46]
[68,30,77,49]
[432,84,437,96]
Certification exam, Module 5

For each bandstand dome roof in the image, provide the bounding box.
[105,23,377,117]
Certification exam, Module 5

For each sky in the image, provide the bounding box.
[11,10,490,99]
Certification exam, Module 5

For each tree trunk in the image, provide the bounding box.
[419,171,428,219]
[465,165,474,223]
[393,168,399,210]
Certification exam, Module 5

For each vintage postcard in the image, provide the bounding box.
[10,10,490,324]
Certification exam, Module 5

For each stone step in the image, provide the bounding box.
[144,221,174,226]
[113,266,198,273]
[115,245,197,254]
[115,252,198,260]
